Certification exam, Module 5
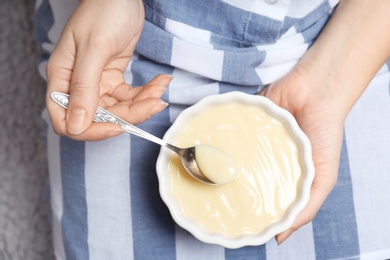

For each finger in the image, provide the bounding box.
[258,85,270,96]
[110,74,173,102]
[275,203,318,245]
[46,39,76,136]
[108,83,143,103]
[66,40,110,135]
[109,98,169,125]
[64,97,168,140]
[63,122,125,141]
[99,80,169,109]
[133,74,173,102]
[275,173,336,245]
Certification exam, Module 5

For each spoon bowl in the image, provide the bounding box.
[165,145,215,185]
[50,92,216,185]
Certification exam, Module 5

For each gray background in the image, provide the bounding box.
[0,0,54,259]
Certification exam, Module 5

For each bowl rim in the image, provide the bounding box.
[156,91,315,248]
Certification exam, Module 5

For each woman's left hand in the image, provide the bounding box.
[260,65,345,244]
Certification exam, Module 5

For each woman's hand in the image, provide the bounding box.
[262,0,390,244]
[46,0,170,141]
[260,65,345,245]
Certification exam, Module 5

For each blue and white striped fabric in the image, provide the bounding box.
[35,0,390,259]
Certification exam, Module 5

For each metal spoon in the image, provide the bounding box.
[50,92,215,185]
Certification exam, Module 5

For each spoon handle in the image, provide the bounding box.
[50,92,169,147]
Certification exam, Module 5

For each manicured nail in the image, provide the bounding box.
[106,128,125,138]
[150,101,169,115]
[276,236,282,245]
[153,86,168,98]
[276,229,293,245]
[161,74,174,84]
[67,108,87,135]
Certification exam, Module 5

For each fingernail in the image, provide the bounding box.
[276,229,293,245]
[106,128,125,138]
[67,108,87,135]
[153,86,168,98]
[162,74,174,84]
[276,236,282,246]
[150,101,169,115]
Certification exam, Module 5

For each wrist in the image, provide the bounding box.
[296,0,390,118]
[292,63,350,123]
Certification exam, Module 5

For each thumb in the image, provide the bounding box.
[66,44,107,135]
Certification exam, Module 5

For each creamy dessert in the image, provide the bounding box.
[167,101,302,238]
[194,144,238,185]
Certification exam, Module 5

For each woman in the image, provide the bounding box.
[35,0,390,259]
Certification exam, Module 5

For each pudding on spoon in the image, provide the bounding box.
[194,144,238,185]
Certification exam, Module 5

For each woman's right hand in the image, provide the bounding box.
[46,0,170,141]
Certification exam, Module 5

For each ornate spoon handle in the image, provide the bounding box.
[50,92,168,147]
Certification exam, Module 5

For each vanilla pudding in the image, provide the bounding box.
[167,101,302,238]
[195,144,238,185]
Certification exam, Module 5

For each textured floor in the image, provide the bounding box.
[0,0,54,259]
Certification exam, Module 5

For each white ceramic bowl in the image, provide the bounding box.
[156,91,314,248]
